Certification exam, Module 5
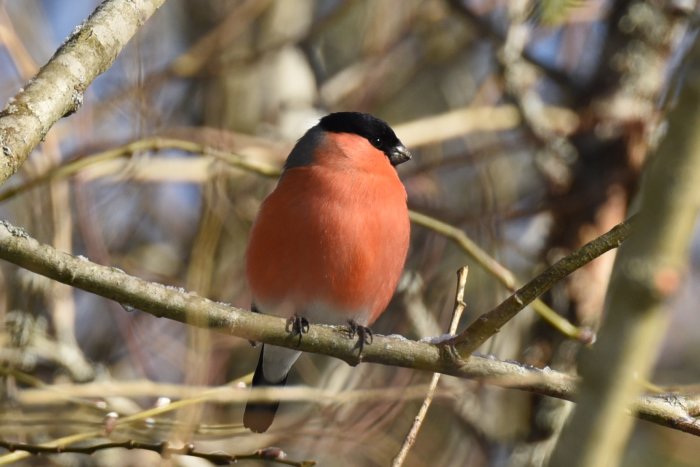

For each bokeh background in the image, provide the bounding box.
[0,0,699,466]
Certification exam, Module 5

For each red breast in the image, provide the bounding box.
[246,131,410,324]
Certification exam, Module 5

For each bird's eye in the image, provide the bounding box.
[372,137,382,148]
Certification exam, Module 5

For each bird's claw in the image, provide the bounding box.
[347,320,373,355]
[286,315,310,344]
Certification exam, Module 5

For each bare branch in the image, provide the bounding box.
[391,267,469,467]
[0,219,698,439]
[0,218,574,394]
[0,439,315,466]
[410,210,586,340]
[450,218,633,356]
[0,136,279,203]
[0,0,167,185]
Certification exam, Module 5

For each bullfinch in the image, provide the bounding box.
[243,112,411,433]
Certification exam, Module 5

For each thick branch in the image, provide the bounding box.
[0,219,698,437]
[0,0,166,184]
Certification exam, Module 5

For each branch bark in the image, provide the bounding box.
[0,219,698,438]
[0,0,167,185]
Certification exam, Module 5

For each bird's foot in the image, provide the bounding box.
[347,320,373,356]
[286,314,310,344]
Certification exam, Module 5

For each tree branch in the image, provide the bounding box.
[409,211,585,340]
[0,219,573,395]
[0,439,315,466]
[0,0,167,185]
[391,267,469,467]
[450,218,633,356]
[0,219,698,438]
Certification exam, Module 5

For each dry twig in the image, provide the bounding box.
[450,218,634,356]
[391,266,469,467]
[0,0,167,184]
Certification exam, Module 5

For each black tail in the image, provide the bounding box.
[243,345,288,433]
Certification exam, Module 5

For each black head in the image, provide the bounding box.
[319,112,411,166]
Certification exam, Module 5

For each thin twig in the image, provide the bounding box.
[14,382,453,409]
[0,137,279,203]
[450,218,633,356]
[409,210,585,340]
[391,267,469,467]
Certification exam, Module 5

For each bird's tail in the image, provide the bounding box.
[243,344,290,433]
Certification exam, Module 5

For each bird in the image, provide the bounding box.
[243,112,411,433]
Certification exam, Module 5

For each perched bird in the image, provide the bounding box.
[243,112,411,433]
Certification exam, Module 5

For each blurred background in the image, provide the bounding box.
[0,0,699,465]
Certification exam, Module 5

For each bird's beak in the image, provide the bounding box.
[388,145,412,166]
